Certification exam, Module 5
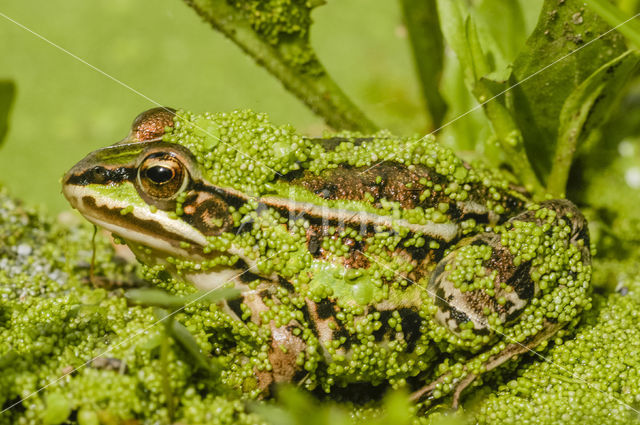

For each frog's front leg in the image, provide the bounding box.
[416,199,591,406]
[224,283,309,394]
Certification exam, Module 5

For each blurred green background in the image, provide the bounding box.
[0,0,427,212]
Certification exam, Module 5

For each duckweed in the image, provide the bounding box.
[0,188,637,423]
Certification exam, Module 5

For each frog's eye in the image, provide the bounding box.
[137,152,189,202]
[145,164,174,184]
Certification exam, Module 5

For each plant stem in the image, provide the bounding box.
[473,80,544,196]
[398,0,447,129]
[546,123,580,198]
[183,0,378,133]
[161,319,175,423]
[583,0,640,47]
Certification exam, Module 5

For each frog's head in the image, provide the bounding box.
[62,108,240,260]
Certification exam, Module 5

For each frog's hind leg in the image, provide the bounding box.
[426,199,590,344]
[413,199,591,407]
[410,319,563,408]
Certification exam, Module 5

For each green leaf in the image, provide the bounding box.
[439,56,491,151]
[548,50,640,196]
[399,0,448,128]
[474,0,540,70]
[444,12,543,192]
[169,314,222,374]
[511,0,627,179]
[465,16,490,80]
[436,0,474,85]
[0,80,15,147]
[583,0,640,47]
[125,286,240,308]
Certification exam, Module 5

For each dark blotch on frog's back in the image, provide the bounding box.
[289,220,372,266]
[398,307,423,351]
[282,161,526,225]
[284,161,437,210]
[226,296,245,320]
[370,306,423,352]
[316,298,336,320]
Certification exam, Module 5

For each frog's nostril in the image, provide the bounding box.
[91,166,108,184]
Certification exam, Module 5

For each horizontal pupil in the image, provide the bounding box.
[146,165,174,184]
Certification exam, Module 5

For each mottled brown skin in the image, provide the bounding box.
[284,162,528,225]
[129,107,176,142]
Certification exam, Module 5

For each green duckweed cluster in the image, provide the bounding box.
[0,188,638,423]
[228,0,313,46]
[473,260,640,425]
[0,189,262,425]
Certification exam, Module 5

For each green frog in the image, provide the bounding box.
[62,108,592,407]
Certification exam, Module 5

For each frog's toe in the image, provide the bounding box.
[411,318,563,408]
[408,369,476,408]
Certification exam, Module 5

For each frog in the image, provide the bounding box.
[62,107,592,407]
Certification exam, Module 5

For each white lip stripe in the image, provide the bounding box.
[63,184,207,250]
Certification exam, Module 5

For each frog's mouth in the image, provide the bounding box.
[63,182,265,291]
[62,182,209,257]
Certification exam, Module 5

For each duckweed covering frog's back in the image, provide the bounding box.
[62,108,592,406]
